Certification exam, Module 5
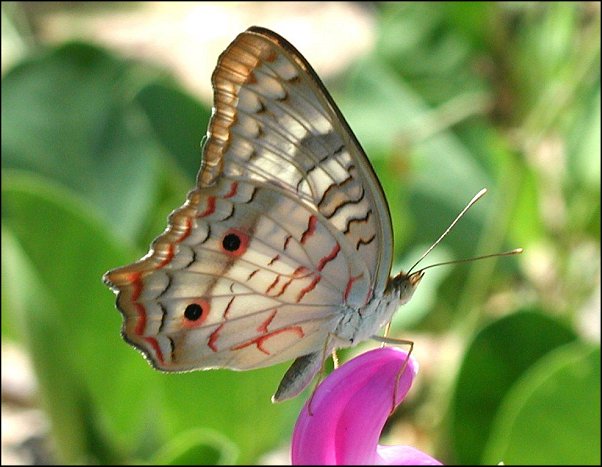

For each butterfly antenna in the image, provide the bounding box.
[406,188,488,275]
[418,248,523,272]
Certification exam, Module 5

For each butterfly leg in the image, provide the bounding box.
[381,320,393,347]
[371,335,414,414]
[303,332,344,416]
[331,349,339,368]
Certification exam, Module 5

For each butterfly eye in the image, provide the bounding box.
[221,228,249,257]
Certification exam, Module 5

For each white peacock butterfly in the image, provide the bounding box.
[103,26,521,402]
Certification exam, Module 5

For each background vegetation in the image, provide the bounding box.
[2,2,599,464]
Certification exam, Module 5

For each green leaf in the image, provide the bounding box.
[158,366,301,464]
[2,172,131,463]
[340,57,492,259]
[152,428,238,465]
[135,81,211,178]
[2,171,300,464]
[450,310,577,464]
[483,342,600,465]
[1,41,162,239]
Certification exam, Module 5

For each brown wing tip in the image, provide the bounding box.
[103,265,139,289]
[103,242,172,288]
[244,26,297,53]
[245,26,284,42]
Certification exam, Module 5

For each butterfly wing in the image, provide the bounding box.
[103,27,393,385]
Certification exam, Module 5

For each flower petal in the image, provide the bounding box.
[376,445,442,465]
[291,347,423,465]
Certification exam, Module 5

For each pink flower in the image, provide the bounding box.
[291,347,442,465]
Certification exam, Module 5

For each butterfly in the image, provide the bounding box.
[103,26,425,402]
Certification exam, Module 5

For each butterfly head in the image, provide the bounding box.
[389,270,424,306]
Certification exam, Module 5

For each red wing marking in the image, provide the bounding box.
[207,297,235,352]
[224,181,239,198]
[144,337,164,365]
[198,196,216,218]
[300,215,317,244]
[256,310,277,333]
[268,254,280,266]
[344,274,363,302]
[223,297,235,318]
[176,217,193,242]
[317,243,341,271]
[296,274,321,302]
[156,244,175,269]
[129,275,162,363]
[231,326,304,355]
[275,277,294,297]
[265,50,277,63]
[364,287,373,306]
[133,302,147,336]
[127,272,143,301]
[208,323,223,352]
[266,275,281,294]
[293,266,310,278]
[125,273,147,336]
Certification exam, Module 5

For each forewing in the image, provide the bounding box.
[204,27,394,293]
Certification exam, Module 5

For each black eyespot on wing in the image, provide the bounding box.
[221,228,249,257]
[184,303,203,321]
[223,233,241,252]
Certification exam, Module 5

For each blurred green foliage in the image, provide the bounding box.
[2,2,599,465]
